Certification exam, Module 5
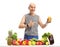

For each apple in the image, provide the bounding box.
[21,39,29,45]
[12,40,16,45]
[46,42,49,45]
[16,41,19,45]
[16,38,22,45]
[18,41,22,45]
[36,41,44,45]
[28,40,31,45]
[31,41,36,45]
[25,39,29,45]
[39,41,43,45]
[22,40,27,45]
[19,42,22,45]
[36,41,40,45]
[38,40,45,45]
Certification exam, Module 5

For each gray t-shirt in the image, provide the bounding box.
[25,13,39,36]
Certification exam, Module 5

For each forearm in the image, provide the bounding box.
[41,22,48,28]
[19,24,27,28]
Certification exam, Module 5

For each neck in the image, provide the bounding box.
[30,13,35,16]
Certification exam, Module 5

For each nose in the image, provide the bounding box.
[32,7,35,10]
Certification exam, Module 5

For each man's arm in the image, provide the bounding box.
[19,16,27,28]
[38,17,48,28]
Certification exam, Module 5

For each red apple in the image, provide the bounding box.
[36,41,44,45]
[22,39,29,45]
[24,39,29,45]
[19,41,22,45]
[39,41,43,45]
[36,41,40,45]
[12,40,16,45]
[16,38,23,45]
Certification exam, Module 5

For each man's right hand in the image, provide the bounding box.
[28,20,35,27]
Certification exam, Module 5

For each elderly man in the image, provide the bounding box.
[19,3,51,40]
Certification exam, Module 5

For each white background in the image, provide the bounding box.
[0,0,60,46]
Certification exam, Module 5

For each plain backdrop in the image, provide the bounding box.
[0,0,60,46]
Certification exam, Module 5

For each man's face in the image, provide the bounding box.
[29,3,36,14]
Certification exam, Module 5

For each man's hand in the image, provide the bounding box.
[38,16,51,29]
[28,20,35,27]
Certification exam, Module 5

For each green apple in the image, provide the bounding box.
[46,42,49,45]
[31,41,36,45]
